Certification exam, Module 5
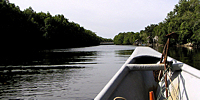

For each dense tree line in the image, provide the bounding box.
[114,32,135,45]
[0,0,112,52]
[114,0,200,46]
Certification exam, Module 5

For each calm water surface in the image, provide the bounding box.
[1,45,200,100]
[153,46,200,70]
[0,45,136,100]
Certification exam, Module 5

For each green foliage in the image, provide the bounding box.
[114,24,158,45]
[162,0,200,45]
[98,36,113,42]
[114,33,124,45]
[114,32,136,45]
[114,0,200,46]
[0,1,105,52]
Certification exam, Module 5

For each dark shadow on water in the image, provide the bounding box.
[0,49,98,66]
[0,67,85,86]
[0,67,86,100]
[153,46,200,70]
[0,49,95,88]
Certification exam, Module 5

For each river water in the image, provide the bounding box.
[0,45,199,100]
[0,45,136,100]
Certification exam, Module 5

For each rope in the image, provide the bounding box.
[167,73,179,100]
[157,66,179,100]
[157,67,169,100]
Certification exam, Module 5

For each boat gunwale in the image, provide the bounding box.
[94,47,200,100]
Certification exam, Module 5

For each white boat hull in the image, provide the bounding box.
[95,47,200,100]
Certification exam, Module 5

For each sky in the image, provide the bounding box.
[9,0,179,39]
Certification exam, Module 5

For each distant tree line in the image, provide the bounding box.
[0,0,112,53]
[114,0,200,46]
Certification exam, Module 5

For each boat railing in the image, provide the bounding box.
[126,63,182,71]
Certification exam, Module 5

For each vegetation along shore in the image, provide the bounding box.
[0,0,113,66]
[0,0,112,52]
[114,0,200,48]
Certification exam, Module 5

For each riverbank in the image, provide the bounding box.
[150,42,200,49]
[1,1,114,52]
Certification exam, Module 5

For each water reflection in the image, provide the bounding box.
[115,50,134,56]
[0,68,85,100]
[0,45,137,100]
[0,50,98,66]
[153,46,200,70]
[0,49,99,99]
[3,45,199,99]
